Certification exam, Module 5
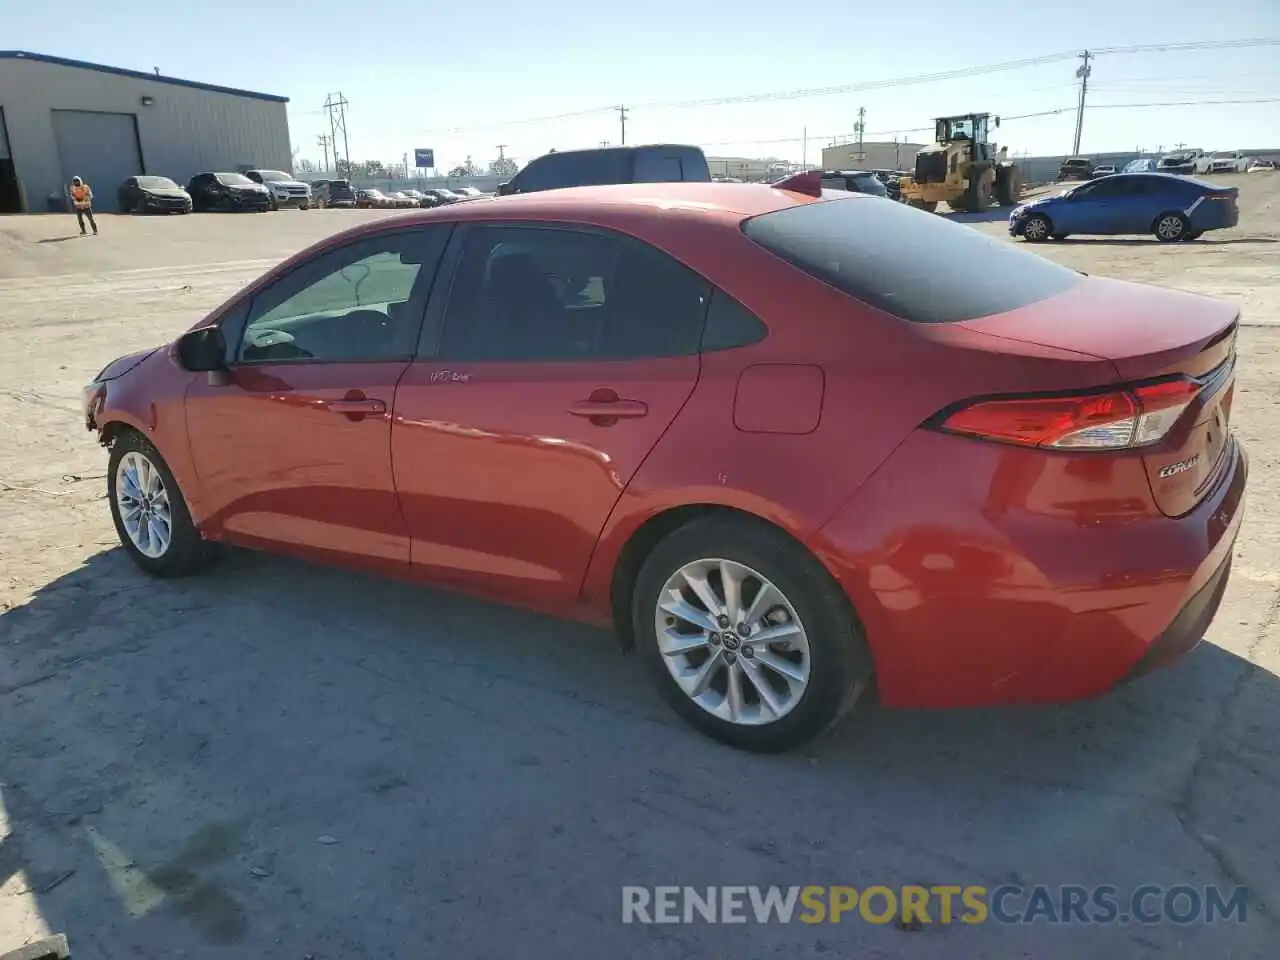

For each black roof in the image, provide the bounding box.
[0,50,288,103]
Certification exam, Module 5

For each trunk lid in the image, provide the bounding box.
[960,276,1240,517]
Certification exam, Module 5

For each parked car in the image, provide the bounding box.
[118,175,192,215]
[356,188,393,209]
[817,170,889,198]
[311,179,357,208]
[1122,158,1159,174]
[422,188,465,205]
[82,173,1246,751]
[1057,157,1094,180]
[387,191,418,208]
[1010,172,1238,243]
[186,172,271,212]
[1157,150,1211,175]
[1208,151,1248,174]
[245,169,312,209]
[497,144,711,195]
[397,189,435,208]
[1089,164,1117,179]
[454,186,487,199]
[1248,159,1275,172]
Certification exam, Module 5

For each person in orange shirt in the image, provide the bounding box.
[68,176,98,235]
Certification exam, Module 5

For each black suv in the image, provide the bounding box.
[187,172,272,212]
[497,144,711,195]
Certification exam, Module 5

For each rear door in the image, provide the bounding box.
[391,222,711,609]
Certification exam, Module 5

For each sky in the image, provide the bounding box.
[5,1,1279,173]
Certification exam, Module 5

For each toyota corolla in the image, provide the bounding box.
[82,174,1247,752]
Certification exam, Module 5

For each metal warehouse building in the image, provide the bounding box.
[0,51,291,214]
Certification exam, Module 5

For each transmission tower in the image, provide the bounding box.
[324,93,351,174]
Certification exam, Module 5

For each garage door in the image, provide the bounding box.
[52,110,143,213]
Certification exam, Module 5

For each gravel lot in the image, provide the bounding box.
[2,178,1279,959]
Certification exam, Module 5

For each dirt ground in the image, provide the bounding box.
[2,178,1279,959]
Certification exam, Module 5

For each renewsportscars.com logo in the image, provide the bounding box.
[622,885,1249,926]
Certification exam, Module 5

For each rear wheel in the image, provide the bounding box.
[634,516,873,752]
[1154,212,1190,242]
[1021,213,1053,242]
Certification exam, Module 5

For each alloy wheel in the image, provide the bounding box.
[1157,215,1185,240]
[1023,216,1049,241]
[115,451,173,558]
[654,558,811,726]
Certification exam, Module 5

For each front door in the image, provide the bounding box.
[391,222,711,611]
[185,225,451,569]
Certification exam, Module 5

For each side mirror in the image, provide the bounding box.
[175,327,227,373]
[497,182,515,196]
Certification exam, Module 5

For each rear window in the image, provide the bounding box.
[742,194,1082,324]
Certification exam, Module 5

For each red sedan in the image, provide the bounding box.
[83,173,1247,752]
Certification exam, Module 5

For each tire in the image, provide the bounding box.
[1021,213,1053,242]
[269,196,279,211]
[299,201,310,211]
[633,515,874,752]
[949,190,975,214]
[1154,211,1190,242]
[107,430,216,578]
[135,197,147,215]
[995,166,1022,207]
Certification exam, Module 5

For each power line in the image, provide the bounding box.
[373,37,1280,141]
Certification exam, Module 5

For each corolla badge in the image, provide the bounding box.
[1158,454,1201,479]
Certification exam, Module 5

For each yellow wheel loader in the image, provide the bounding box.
[898,113,1022,214]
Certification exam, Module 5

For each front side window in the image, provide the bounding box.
[239,228,450,363]
[437,224,709,362]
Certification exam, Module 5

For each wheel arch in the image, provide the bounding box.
[604,501,821,651]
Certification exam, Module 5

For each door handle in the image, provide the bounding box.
[568,399,648,420]
[327,398,386,415]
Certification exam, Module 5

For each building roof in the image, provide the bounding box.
[0,51,288,103]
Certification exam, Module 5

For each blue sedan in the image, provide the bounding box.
[1009,173,1239,243]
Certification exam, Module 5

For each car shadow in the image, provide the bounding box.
[1,547,1276,957]
[34,236,84,244]
[1049,237,1280,247]
[942,208,1016,224]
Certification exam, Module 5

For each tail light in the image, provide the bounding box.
[935,377,1203,451]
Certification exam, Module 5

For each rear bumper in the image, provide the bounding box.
[813,431,1248,709]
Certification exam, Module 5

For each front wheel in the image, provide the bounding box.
[107,431,216,577]
[634,516,873,752]
[1021,213,1053,242]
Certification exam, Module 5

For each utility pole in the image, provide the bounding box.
[854,106,866,163]
[317,134,331,173]
[324,92,351,175]
[1072,50,1092,155]
[618,105,628,146]
[802,127,807,170]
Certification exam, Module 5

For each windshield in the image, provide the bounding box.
[216,173,253,185]
[137,176,178,189]
[254,169,294,182]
